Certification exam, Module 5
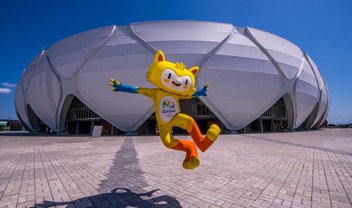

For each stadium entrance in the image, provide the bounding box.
[238,97,291,133]
[64,97,123,135]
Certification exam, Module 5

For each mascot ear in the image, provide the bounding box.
[189,66,199,77]
[154,50,166,63]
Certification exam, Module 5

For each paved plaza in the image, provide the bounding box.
[0,129,352,208]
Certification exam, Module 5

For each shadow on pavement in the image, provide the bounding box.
[97,137,148,193]
[31,188,181,207]
[33,137,181,207]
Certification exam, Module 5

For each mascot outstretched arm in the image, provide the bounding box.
[110,50,220,170]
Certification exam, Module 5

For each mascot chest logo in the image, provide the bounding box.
[159,96,178,122]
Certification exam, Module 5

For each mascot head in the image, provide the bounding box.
[147,50,199,96]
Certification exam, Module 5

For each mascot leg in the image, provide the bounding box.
[188,118,221,152]
[172,140,200,170]
[159,116,200,170]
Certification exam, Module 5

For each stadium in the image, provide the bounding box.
[15,21,329,135]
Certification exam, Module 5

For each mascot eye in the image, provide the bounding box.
[168,73,171,79]
[185,79,188,85]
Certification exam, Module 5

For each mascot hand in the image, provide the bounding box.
[193,84,208,97]
[109,78,121,92]
[109,78,139,93]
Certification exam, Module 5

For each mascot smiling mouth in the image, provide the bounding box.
[172,81,181,87]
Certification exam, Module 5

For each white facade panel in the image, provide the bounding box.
[313,84,329,127]
[77,31,154,130]
[293,58,320,128]
[319,90,330,127]
[131,21,233,67]
[47,25,116,79]
[22,51,44,91]
[305,53,329,126]
[199,32,284,129]
[26,56,61,130]
[131,21,233,41]
[247,27,302,80]
[15,84,33,130]
[306,54,325,90]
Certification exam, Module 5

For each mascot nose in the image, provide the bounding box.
[176,77,182,84]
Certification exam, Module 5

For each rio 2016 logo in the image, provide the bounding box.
[159,96,178,122]
[162,100,175,109]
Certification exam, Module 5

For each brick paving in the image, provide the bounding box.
[0,129,351,208]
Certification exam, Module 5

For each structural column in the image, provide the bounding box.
[259,119,264,133]
[75,122,80,135]
[111,126,114,136]
[271,120,275,132]
[90,121,94,135]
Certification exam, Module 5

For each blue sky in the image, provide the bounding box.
[0,0,351,124]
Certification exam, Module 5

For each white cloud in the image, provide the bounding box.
[0,88,12,94]
[2,82,17,88]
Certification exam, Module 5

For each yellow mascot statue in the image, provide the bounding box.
[110,50,221,170]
